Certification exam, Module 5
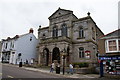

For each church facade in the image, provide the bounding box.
[37,8,104,67]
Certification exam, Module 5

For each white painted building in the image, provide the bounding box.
[102,29,120,55]
[1,28,38,64]
[0,41,2,62]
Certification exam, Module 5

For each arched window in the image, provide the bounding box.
[92,27,95,40]
[79,47,84,58]
[61,24,67,37]
[52,26,58,37]
[79,27,84,38]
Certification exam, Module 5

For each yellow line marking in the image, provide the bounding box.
[8,75,14,78]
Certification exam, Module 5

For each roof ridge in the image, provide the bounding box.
[19,33,29,37]
[48,8,73,19]
[104,29,120,36]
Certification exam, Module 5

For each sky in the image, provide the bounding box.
[0,0,119,40]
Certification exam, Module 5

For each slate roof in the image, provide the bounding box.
[101,29,120,39]
[2,33,30,41]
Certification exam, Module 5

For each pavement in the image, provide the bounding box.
[23,67,100,79]
[2,63,100,79]
[2,63,120,80]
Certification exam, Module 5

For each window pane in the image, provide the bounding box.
[109,46,116,51]
[113,46,117,50]
[62,24,67,37]
[118,40,120,51]
[92,27,95,39]
[79,51,82,58]
[112,41,116,45]
[79,47,84,58]
[79,28,84,38]
[82,52,84,58]
[53,27,58,37]
[109,40,116,45]
[108,40,117,51]
[109,46,112,51]
[109,41,113,45]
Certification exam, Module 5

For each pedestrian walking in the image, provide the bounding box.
[69,63,73,74]
[50,62,55,73]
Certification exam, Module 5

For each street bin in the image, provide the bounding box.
[56,66,60,74]
[19,62,22,67]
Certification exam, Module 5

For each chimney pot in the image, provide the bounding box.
[29,28,34,33]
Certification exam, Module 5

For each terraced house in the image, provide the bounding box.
[1,28,38,64]
[37,8,104,67]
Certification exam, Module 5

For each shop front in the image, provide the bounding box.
[99,55,120,75]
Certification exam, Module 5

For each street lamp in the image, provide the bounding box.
[62,48,67,75]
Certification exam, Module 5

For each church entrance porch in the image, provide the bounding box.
[52,47,60,64]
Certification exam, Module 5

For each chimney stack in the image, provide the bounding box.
[29,28,34,33]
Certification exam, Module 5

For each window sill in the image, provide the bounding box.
[77,37,85,39]
[52,37,58,39]
[106,51,120,53]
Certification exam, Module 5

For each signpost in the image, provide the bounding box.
[85,50,91,59]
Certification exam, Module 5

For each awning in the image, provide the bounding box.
[99,55,120,60]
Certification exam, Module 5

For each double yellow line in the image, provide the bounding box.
[7,75,14,78]
[0,73,14,78]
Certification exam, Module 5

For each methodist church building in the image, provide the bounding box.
[37,8,104,67]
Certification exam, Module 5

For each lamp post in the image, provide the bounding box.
[62,48,66,75]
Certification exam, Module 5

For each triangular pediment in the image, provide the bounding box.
[48,8,73,19]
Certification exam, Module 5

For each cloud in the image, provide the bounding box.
[0,0,119,40]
